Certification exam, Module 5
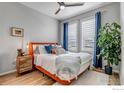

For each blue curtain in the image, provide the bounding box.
[63,23,68,50]
[93,12,102,68]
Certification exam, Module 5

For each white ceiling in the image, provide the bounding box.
[20,2,110,20]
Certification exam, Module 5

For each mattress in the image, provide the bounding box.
[34,52,92,76]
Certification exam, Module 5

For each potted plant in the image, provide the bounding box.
[97,22,121,75]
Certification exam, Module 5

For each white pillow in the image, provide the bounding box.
[52,44,62,48]
[33,45,47,54]
[39,45,47,54]
[33,45,40,54]
[56,47,66,55]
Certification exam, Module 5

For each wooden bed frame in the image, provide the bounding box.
[29,42,90,85]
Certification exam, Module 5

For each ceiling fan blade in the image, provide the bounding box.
[57,2,61,5]
[55,8,61,15]
[57,2,65,6]
[65,3,84,7]
[61,2,65,5]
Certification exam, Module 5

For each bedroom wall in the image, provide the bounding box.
[59,2,120,73]
[0,2,59,75]
[120,2,124,85]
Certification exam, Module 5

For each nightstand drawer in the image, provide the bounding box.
[19,66,32,73]
[20,63,32,68]
[19,57,31,61]
[19,59,32,66]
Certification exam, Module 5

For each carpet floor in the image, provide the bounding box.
[53,70,109,85]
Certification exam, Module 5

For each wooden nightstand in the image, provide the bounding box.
[16,55,32,76]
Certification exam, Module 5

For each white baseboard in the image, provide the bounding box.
[0,69,16,76]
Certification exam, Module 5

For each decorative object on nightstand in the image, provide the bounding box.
[17,49,25,56]
[16,55,32,76]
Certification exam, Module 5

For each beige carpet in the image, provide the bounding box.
[53,70,109,85]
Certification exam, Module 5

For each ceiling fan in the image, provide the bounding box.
[55,2,85,15]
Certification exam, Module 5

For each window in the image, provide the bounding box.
[68,21,78,52]
[65,16,95,53]
[81,17,95,52]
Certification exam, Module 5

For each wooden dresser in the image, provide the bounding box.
[16,55,32,76]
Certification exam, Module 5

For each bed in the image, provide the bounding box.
[29,42,92,85]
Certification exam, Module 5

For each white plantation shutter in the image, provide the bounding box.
[81,17,95,52]
[68,21,78,52]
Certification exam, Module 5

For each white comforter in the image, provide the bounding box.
[34,52,91,80]
[56,55,81,81]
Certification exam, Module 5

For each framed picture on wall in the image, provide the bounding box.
[11,27,24,37]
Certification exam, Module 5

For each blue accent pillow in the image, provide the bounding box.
[45,45,53,53]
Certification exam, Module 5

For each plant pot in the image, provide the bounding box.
[104,66,112,75]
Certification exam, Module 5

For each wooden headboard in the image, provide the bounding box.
[28,42,58,56]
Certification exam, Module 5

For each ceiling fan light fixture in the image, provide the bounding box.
[60,5,65,10]
[55,2,84,15]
